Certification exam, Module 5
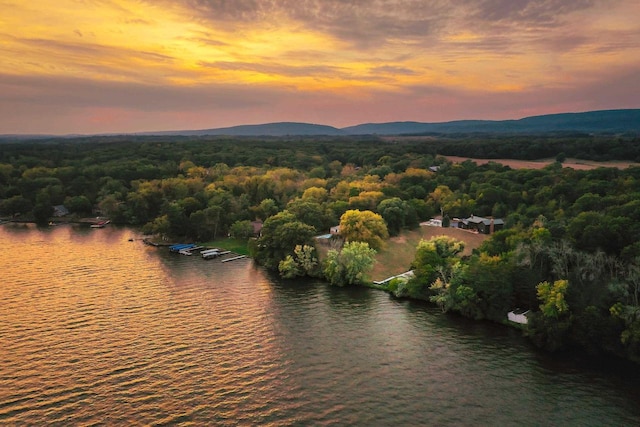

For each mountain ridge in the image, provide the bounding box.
[141,109,640,136]
[2,109,639,139]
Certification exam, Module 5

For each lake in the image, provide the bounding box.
[1,224,639,426]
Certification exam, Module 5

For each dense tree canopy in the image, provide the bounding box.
[3,133,640,363]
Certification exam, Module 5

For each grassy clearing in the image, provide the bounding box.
[201,238,250,255]
[369,226,489,282]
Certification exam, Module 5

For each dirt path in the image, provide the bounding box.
[442,155,639,170]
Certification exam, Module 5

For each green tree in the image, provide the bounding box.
[278,244,320,278]
[408,236,465,300]
[459,253,514,320]
[0,195,32,217]
[323,241,377,286]
[33,190,53,225]
[256,211,316,270]
[229,220,254,239]
[190,205,225,241]
[278,254,301,279]
[143,214,170,238]
[377,197,417,236]
[287,198,329,232]
[253,198,279,220]
[64,195,92,215]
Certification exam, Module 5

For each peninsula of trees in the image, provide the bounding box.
[1,133,640,363]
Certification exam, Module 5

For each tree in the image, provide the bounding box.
[143,214,170,238]
[0,195,32,217]
[323,241,377,286]
[190,205,225,241]
[33,190,53,225]
[377,197,417,236]
[302,186,328,203]
[338,209,389,251]
[64,195,92,215]
[229,220,254,239]
[253,198,279,220]
[157,201,189,237]
[278,244,320,278]
[537,279,570,318]
[286,198,330,232]
[255,211,316,270]
[408,236,465,300]
[458,253,514,320]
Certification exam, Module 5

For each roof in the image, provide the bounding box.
[463,215,504,226]
[251,220,263,233]
[53,205,69,216]
[315,234,333,239]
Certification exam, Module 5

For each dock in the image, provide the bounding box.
[221,255,247,263]
[373,270,415,286]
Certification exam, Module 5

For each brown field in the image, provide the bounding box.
[442,155,640,170]
[370,225,489,282]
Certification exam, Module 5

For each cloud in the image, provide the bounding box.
[1,0,638,134]
[0,74,287,111]
[2,57,638,134]
[198,60,347,78]
[149,0,614,52]
[369,65,417,76]
[468,0,597,26]
[150,0,447,48]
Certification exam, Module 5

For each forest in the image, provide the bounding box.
[1,133,640,363]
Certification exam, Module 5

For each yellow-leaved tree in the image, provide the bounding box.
[338,209,389,251]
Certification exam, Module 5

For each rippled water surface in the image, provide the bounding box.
[1,224,640,426]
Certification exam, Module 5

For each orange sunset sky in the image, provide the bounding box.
[1,0,639,135]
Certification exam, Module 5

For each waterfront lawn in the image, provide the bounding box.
[370,226,489,282]
[201,238,250,255]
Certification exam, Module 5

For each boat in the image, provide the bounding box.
[90,220,110,228]
[169,243,196,253]
[179,245,203,255]
[201,248,221,259]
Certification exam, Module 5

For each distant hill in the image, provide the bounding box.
[342,109,640,135]
[145,122,346,137]
[2,109,639,139]
[173,109,640,136]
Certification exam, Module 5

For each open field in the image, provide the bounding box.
[370,225,489,282]
[442,155,640,170]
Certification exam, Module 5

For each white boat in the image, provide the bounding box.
[201,249,221,259]
[90,220,110,228]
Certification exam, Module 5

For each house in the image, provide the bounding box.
[251,220,263,237]
[53,205,69,217]
[507,309,530,325]
[458,215,504,234]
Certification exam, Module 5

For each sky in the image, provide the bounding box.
[1,0,639,135]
